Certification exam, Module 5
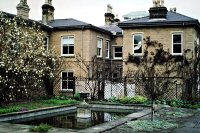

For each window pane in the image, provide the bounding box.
[115,53,122,57]
[115,47,122,52]
[69,46,74,54]
[97,40,102,48]
[134,35,142,44]
[97,48,101,56]
[63,36,74,44]
[62,81,68,89]
[106,42,109,49]
[106,50,109,57]
[173,44,182,53]
[68,72,73,78]
[68,81,74,89]
[63,46,69,54]
[134,44,142,53]
[62,72,68,78]
[173,35,181,43]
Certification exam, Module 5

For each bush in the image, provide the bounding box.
[155,99,169,105]
[73,93,81,100]
[29,123,52,133]
[108,96,119,103]
[119,96,148,104]
[54,94,81,101]
[44,99,78,105]
[119,97,132,104]
[130,96,148,104]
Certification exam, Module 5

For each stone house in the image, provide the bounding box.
[118,0,200,76]
[2,0,200,96]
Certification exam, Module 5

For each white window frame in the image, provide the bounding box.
[44,36,49,51]
[61,71,74,91]
[97,38,103,57]
[133,33,143,56]
[61,35,75,56]
[113,46,123,60]
[106,41,110,59]
[172,32,183,55]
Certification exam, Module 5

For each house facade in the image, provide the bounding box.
[118,0,200,76]
[2,0,200,96]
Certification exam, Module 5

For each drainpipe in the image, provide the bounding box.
[81,26,84,77]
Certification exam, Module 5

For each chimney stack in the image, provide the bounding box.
[149,0,168,19]
[42,0,55,23]
[104,4,115,25]
[16,0,30,19]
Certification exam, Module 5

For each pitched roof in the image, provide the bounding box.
[100,23,123,36]
[118,11,200,31]
[47,18,112,34]
[2,11,111,34]
[1,11,52,30]
[47,18,90,28]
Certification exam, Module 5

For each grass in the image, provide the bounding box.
[0,99,79,115]
[126,120,178,132]
[29,123,52,133]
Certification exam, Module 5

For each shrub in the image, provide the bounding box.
[108,96,119,103]
[73,93,81,100]
[130,96,148,104]
[119,97,132,104]
[169,99,184,108]
[119,96,148,104]
[45,99,78,105]
[29,123,52,133]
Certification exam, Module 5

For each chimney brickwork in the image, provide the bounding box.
[16,0,30,19]
[150,0,168,19]
[42,0,55,23]
[104,4,115,25]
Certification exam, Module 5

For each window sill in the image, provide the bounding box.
[133,54,143,57]
[97,56,103,59]
[60,89,73,92]
[61,55,75,58]
[172,53,183,56]
[113,58,123,60]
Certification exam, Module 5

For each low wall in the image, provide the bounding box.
[0,105,77,122]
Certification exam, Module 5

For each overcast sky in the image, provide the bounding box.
[0,0,199,26]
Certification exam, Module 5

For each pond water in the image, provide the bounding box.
[11,108,138,130]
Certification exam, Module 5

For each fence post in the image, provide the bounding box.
[124,76,127,97]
